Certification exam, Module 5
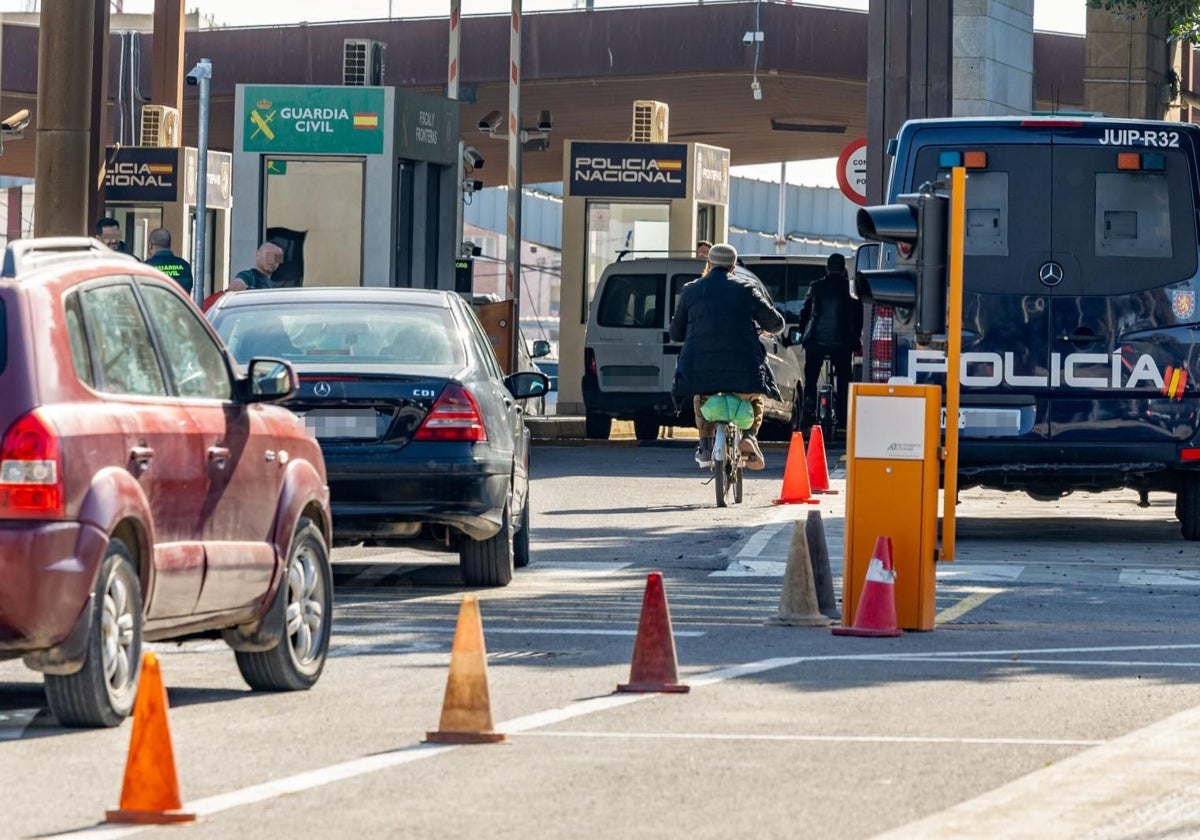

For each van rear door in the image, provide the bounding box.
[588,268,667,397]
[908,130,1055,439]
[1044,127,1199,443]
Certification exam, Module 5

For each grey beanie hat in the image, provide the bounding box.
[707,243,737,268]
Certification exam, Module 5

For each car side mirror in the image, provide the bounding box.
[507,370,549,399]
[531,339,551,358]
[246,358,298,402]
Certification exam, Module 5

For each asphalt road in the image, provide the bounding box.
[2,441,1199,839]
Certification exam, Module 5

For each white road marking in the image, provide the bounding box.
[520,731,1103,747]
[49,642,1198,838]
[1118,569,1200,586]
[0,708,39,740]
[710,559,787,577]
[735,522,789,558]
[935,564,1025,581]
[332,623,705,638]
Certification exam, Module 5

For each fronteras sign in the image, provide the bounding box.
[105,147,178,202]
[243,85,385,154]
[570,142,688,198]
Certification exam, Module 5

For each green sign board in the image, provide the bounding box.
[243,85,385,154]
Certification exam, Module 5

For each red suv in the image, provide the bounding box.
[0,238,332,727]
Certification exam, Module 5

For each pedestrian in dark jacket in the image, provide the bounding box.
[143,228,194,295]
[796,252,862,428]
[670,243,785,469]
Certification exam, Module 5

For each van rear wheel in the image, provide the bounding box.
[585,413,611,440]
[633,417,659,441]
[1178,474,1200,541]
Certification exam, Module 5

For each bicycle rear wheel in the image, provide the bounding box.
[714,425,738,508]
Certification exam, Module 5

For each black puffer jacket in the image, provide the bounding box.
[669,267,785,398]
[796,270,862,350]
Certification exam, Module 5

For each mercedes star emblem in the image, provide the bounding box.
[314,381,332,397]
[1038,261,1064,286]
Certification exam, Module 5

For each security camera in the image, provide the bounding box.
[536,110,553,133]
[0,109,30,134]
[462,178,484,194]
[477,110,504,134]
[463,145,485,169]
[186,58,212,87]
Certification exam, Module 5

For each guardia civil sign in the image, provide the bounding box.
[243,85,385,154]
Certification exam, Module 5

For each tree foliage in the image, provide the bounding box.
[1088,0,1200,44]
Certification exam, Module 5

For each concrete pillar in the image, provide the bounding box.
[35,0,97,237]
[952,0,1034,116]
[1084,8,1170,120]
[151,0,186,114]
[866,0,952,205]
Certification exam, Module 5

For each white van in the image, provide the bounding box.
[582,256,804,441]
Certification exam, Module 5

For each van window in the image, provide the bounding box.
[1095,173,1170,258]
[747,263,825,320]
[596,273,664,328]
[670,272,701,318]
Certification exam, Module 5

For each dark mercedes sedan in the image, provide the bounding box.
[207,288,548,587]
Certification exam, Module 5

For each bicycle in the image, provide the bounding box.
[816,355,838,442]
[700,393,751,508]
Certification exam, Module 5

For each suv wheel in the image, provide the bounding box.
[585,413,612,440]
[236,518,332,691]
[460,502,515,586]
[1178,474,1200,541]
[44,539,143,728]
[633,417,659,441]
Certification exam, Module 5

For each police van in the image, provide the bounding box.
[582,256,803,441]
[863,116,1200,540]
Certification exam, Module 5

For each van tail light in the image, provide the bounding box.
[0,410,64,517]
[585,347,598,377]
[869,306,895,383]
[413,383,487,442]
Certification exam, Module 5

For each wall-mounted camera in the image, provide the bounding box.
[186,58,212,87]
[478,110,504,134]
[0,109,30,135]
[463,145,485,169]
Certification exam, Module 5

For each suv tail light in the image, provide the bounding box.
[869,305,895,383]
[585,347,598,377]
[413,383,487,442]
[0,410,64,517]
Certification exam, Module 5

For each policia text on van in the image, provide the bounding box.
[856,116,1200,542]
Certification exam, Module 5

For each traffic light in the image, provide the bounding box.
[855,187,949,340]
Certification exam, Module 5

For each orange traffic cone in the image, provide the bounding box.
[617,572,690,693]
[426,595,507,744]
[833,536,902,638]
[772,431,820,505]
[806,424,838,495]
[106,652,196,824]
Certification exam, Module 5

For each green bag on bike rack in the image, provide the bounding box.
[700,394,755,430]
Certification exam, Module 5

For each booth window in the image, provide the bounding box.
[264,157,365,287]
[582,201,669,322]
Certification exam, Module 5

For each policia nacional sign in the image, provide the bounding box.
[242,85,385,155]
[570,142,689,199]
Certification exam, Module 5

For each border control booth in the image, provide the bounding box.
[557,139,731,416]
[231,84,460,289]
[103,146,233,297]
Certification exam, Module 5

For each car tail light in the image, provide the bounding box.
[869,305,895,383]
[584,347,598,377]
[414,383,487,442]
[0,410,64,517]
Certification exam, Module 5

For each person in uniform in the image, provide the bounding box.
[143,228,194,294]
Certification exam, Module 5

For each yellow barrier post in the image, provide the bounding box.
[941,166,966,562]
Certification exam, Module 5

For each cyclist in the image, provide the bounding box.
[670,242,785,470]
[796,252,862,430]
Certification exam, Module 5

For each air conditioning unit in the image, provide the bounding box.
[632,100,669,143]
[344,38,385,86]
[140,104,179,147]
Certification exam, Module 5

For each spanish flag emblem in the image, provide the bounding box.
[353,112,379,130]
[146,164,173,174]
[1162,365,1189,401]
[654,159,682,171]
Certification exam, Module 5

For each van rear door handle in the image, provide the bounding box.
[1060,331,1099,344]
[129,446,154,474]
[207,446,231,469]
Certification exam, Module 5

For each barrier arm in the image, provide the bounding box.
[941,166,965,561]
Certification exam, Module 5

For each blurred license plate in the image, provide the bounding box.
[302,409,379,439]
